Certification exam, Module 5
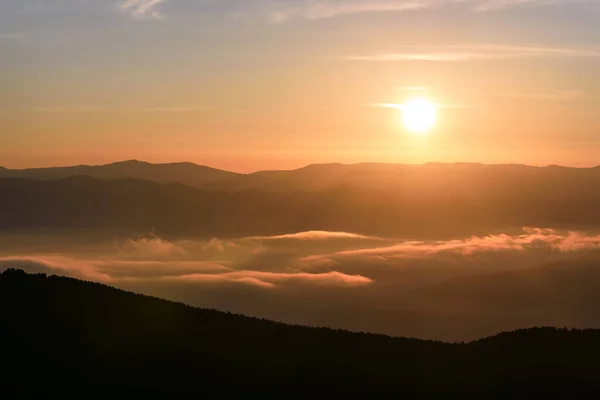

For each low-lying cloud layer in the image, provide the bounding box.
[3,227,600,340]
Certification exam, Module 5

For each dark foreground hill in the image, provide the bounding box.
[2,269,600,397]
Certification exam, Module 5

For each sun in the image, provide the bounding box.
[401,98,437,134]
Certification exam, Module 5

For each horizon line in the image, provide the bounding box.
[2,159,600,175]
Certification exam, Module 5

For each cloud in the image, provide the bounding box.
[344,44,600,62]
[0,256,231,280]
[369,102,469,109]
[398,86,429,92]
[0,257,115,282]
[4,228,600,341]
[329,227,600,258]
[0,256,370,289]
[467,0,593,12]
[468,0,541,11]
[122,106,217,113]
[0,33,27,41]
[38,0,586,22]
[4,228,599,289]
[118,237,186,258]
[29,106,101,113]
[554,232,600,252]
[119,0,166,19]
[266,0,428,22]
[248,231,373,240]
[175,270,371,287]
[7,105,216,113]
[497,90,587,101]
[258,0,593,22]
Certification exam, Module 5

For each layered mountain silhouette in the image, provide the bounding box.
[0,160,240,188]
[1,170,600,238]
[3,268,600,396]
[386,252,600,339]
[3,160,600,194]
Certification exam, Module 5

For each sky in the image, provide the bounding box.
[1,0,599,172]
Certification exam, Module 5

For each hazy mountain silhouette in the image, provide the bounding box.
[385,252,600,339]
[1,173,600,238]
[3,161,600,195]
[3,268,600,396]
[213,161,600,195]
[0,160,239,187]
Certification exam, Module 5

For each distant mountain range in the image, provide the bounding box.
[394,252,600,339]
[0,160,239,188]
[2,159,600,193]
[1,170,600,238]
[3,268,600,396]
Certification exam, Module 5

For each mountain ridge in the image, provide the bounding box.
[0,159,240,188]
[2,174,600,239]
[2,159,600,194]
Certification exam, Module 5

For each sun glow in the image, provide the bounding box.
[401,98,437,134]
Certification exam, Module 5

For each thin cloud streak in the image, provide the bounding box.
[262,0,593,22]
[124,106,217,113]
[0,256,371,288]
[344,44,600,62]
[267,0,428,23]
[176,270,372,287]
[369,102,470,109]
[119,0,166,19]
[331,228,600,258]
[497,90,587,101]
[30,107,102,113]
[248,231,374,240]
[468,0,595,12]
[0,33,27,41]
[6,106,216,113]
[106,0,596,21]
[398,86,429,91]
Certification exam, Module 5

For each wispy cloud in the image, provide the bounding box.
[467,0,594,12]
[266,0,428,23]
[497,90,587,101]
[101,0,596,22]
[329,227,600,258]
[30,106,101,113]
[469,0,543,12]
[345,44,600,62]
[249,231,372,240]
[398,86,429,92]
[119,0,166,19]
[0,33,28,43]
[369,102,469,109]
[124,106,217,113]
[259,0,593,22]
[175,270,372,287]
[7,105,216,113]
[0,33,27,40]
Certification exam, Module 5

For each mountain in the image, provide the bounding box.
[205,161,600,194]
[2,173,600,238]
[3,269,600,396]
[4,161,600,195]
[0,160,240,187]
[388,252,600,340]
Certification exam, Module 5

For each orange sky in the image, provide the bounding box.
[1,0,599,171]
